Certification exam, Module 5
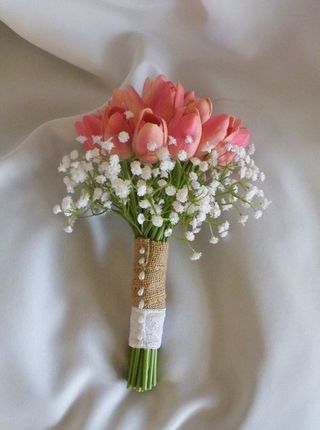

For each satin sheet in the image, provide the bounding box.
[0,1,320,429]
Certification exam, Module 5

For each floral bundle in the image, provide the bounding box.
[54,75,270,392]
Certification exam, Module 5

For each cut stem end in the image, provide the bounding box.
[127,347,158,392]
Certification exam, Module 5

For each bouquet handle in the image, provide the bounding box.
[127,238,168,391]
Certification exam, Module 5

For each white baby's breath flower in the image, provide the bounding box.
[239,215,249,226]
[160,160,175,172]
[191,180,200,190]
[165,185,176,196]
[190,157,201,166]
[189,218,198,230]
[76,135,87,144]
[130,160,142,176]
[113,178,131,199]
[101,192,110,203]
[151,215,163,227]
[209,236,219,244]
[64,225,73,233]
[246,186,258,201]
[260,172,266,182]
[76,192,90,209]
[173,200,184,213]
[164,228,173,237]
[177,150,188,161]
[53,204,62,215]
[168,136,177,146]
[169,212,179,225]
[248,143,255,155]
[218,221,230,233]
[152,168,160,177]
[101,138,114,152]
[63,176,75,194]
[201,143,214,153]
[70,150,79,160]
[137,213,145,225]
[109,154,120,166]
[137,180,147,196]
[185,231,195,241]
[184,135,193,144]
[58,155,71,173]
[176,186,188,203]
[199,161,208,172]
[157,179,167,187]
[196,211,206,223]
[189,172,198,181]
[118,131,130,143]
[254,210,263,219]
[61,196,73,212]
[141,165,152,180]
[190,252,202,261]
[96,175,106,184]
[261,198,272,210]
[147,141,157,151]
[92,135,102,145]
[93,188,103,201]
[124,110,134,119]
[70,165,87,184]
[157,147,170,161]
[139,199,151,209]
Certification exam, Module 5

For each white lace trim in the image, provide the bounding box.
[129,307,166,349]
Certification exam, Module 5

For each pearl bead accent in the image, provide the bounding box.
[138,256,145,265]
[137,333,143,341]
[138,300,144,309]
[137,288,144,296]
[138,316,144,324]
[139,247,145,255]
[138,271,145,281]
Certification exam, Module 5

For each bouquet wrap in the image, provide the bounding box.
[127,238,168,390]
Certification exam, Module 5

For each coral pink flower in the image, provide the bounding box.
[167,107,202,160]
[195,114,250,163]
[142,75,185,123]
[102,107,133,159]
[108,85,145,122]
[184,95,212,124]
[74,75,249,167]
[133,108,168,164]
[75,114,102,151]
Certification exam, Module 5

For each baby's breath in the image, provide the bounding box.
[55,136,270,260]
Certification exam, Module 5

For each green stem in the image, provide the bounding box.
[127,348,159,392]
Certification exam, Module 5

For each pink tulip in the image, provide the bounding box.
[109,85,145,122]
[102,107,133,159]
[133,108,168,164]
[168,107,202,160]
[195,114,250,164]
[185,97,212,124]
[142,75,185,123]
[75,113,102,151]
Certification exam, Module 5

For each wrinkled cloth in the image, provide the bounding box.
[0,1,320,429]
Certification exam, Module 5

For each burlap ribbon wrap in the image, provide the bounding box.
[129,238,168,349]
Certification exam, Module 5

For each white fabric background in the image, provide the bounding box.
[1,1,320,429]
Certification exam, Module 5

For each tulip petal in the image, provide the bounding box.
[168,108,202,159]
[103,111,132,159]
[75,114,102,151]
[134,123,165,163]
[194,114,229,158]
[230,128,250,147]
[110,85,144,118]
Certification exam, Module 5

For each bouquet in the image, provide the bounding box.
[53,75,270,392]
